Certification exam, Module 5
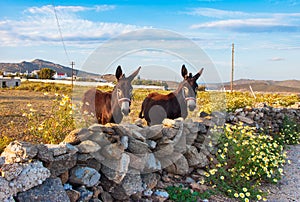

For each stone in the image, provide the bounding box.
[1,163,23,181]
[111,169,144,200]
[154,190,169,198]
[162,127,178,139]
[59,170,69,184]
[127,152,145,171]
[128,137,151,154]
[16,177,69,202]
[155,142,174,158]
[184,145,209,168]
[11,161,50,194]
[162,118,176,127]
[0,176,11,201]
[165,154,189,175]
[172,125,187,154]
[101,191,113,202]
[1,141,38,163]
[69,166,101,187]
[199,111,209,117]
[130,130,146,142]
[76,140,101,154]
[197,123,207,134]
[77,186,93,202]
[91,185,103,199]
[88,124,113,134]
[45,144,68,156]
[44,152,77,177]
[101,153,130,184]
[142,173,160,189]
[143,153,161,173]
[121,136,129,149]
[63,128,90,145]
[147,140,157,149]
[101,143,124,159]
[147,125,163,140]
[237,115,254,125]
[36,144,54,162]
[85,132,111,148]
[66,189,81,202]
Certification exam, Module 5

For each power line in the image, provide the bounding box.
[52,1,70,63]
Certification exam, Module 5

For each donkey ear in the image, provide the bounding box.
[193,68,204,80]
[115,65,123,80]
[128,66,141,81]
[181,64,188,79]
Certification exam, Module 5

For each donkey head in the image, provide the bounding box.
[114,65,141,115]
[180,64,204,111]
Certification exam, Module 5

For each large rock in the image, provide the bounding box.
[0,176,11,201]
[45,144,67,156]
[1,163,23,181]
[101,153,130,184]
[69,166,101,187]
[111,169,144,200]
[63,128,91,145]
[128,137,151,154]
[142,173,160,189]
[1,141,38,163]
[44,152,77,177]
[184,145,209,168]
[76,140,101,154]
[101,143,124,159]
[237,115,254,125]
[146,125,163,140]
[9,161,50,194]
[16,177,70,202]
[143,153,161,173]
[164,154,189,175]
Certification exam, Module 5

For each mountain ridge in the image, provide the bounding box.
[0,59,100,78]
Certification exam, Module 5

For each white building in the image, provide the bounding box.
[53,72,68,80]
[0,77,21,88]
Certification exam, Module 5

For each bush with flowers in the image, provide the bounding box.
[22,93,75,144]
[204,123,288,201]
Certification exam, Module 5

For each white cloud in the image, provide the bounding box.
[186,8,249,18]
[0,5,144,47]
[269,57,285,61]
[187,7,300,32]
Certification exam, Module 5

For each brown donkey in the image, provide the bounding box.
[139,65,203,125]
[82,66,141,124]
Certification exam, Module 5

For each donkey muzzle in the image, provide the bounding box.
[186,97,196,111]
[119,98,131,116]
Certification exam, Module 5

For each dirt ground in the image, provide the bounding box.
[0,89,56,142]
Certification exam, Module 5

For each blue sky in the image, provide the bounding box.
[0,0,300,82]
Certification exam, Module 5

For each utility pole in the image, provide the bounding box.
[70,61,75,88]
[230,43,234,92]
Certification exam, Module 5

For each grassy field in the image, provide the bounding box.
[0,81,299,147]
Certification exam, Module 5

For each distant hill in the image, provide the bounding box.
[222,79,300,93]
[0,59,100,78]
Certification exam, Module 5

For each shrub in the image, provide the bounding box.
[278,116,300,145]
[22,94,75,144]
[204,123,286,201]
[166,185,215,202]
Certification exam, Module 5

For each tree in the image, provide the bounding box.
[37,68,55,79]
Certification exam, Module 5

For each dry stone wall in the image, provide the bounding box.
[0,104,299,202]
